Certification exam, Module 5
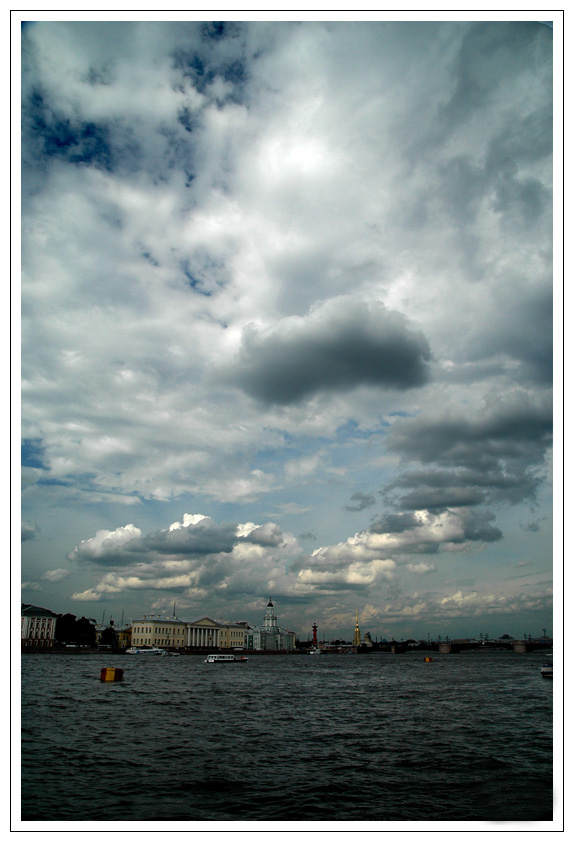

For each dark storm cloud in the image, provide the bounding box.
[344,492,376,512]
[140,520,239,555]
[382,393,551,514]
[458,509,503,543]
[387,393,552,469]
[370,512,421,534]
[384,467,541,510]
[229,300,431,405]
[466,286,553,385]
[392,485,487,511]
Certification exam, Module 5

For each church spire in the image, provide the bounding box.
[263,597,278,630]
[353,609,362,647]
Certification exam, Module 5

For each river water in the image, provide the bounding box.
[20,650,555,826]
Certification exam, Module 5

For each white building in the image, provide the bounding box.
[245,599,295,651]
[21,604,59,648]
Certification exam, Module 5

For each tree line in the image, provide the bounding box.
[54,613,117,647]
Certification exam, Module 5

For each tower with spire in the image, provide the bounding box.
[262,597,279,631]
[353,610,362,647]
[245,598,295,651]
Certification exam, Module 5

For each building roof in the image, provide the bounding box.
[21,604,59,618]
[189,617,221,627]
[131,616,187,625]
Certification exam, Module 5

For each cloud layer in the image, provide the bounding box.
[20,20,554,638]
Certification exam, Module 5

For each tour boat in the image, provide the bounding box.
[204,653,248,663]
[125,647,167,655]
[308,647,323,655]
[540,656,553,679]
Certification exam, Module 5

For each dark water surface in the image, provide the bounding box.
[21,650,553,823]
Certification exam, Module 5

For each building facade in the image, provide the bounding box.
[245,599,295,651]
[129,615,248,650]
[116,624,132,650]
[131,616,187,649]
[21,604,59,648]
[218,621,248,649]
[186,617,222,648]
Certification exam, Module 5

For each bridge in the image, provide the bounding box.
[370,639,552,654]
[433,640,548,654]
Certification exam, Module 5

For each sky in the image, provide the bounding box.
[19,17,558,642]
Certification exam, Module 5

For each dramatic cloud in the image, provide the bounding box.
[369,508,502,552]
[227,299,431,405]
[68,515,288,568]
[20,19,555,639]
[383,392,552,512]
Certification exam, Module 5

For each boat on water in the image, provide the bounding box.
[308,647,323,655]
[204,653,248,663]
[125,647,167,656]
[541,655,553,679]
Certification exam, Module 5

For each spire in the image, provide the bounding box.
[263,598,278,630]
[353,609,362,647]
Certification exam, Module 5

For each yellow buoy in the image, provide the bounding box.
[424,657,433,662]
[100,667,124,682]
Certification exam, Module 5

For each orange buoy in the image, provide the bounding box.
[424,657,433,662]
[100,667,124,682]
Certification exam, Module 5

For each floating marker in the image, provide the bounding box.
[100,667,124,682]
[424,657,433,662]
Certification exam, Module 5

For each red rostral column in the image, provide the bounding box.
[312,623,318,646]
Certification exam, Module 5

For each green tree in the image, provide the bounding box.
[99,626,118,648]
[55,613,78,644]
[76,617,97,646]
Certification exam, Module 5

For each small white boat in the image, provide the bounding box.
[125,647,167,656]
[308,647,323,655]
[204,653,248,663]
[541,656,553,679]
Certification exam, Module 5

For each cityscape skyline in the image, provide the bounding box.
[23,596,552,646]
[19,17,557,642]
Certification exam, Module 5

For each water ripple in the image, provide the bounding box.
[21,651,553,822]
